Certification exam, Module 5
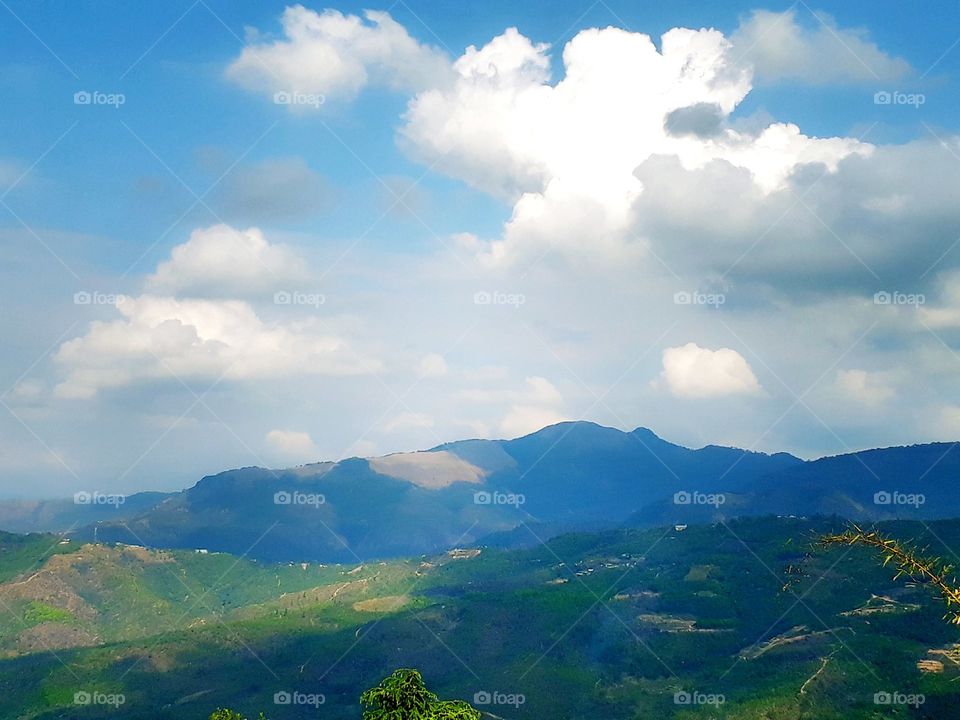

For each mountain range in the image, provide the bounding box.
[3,422,957,562]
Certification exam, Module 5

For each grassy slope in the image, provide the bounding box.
[0,518,958,718]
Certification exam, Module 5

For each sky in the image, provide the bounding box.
[1,0,960,497]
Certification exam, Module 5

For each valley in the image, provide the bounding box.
[0,516,957,718]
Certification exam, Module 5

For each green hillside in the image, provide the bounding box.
[0,517,958,718]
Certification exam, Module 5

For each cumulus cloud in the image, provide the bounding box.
[731,9,912,85]
[636,137,960,292]
[659,343,762,399]
[400,23,870,266]
[147,224,306,298]
[53,295,374,399]
[55,224,377,399]
[266,429,319,460]
[226,6,451,102]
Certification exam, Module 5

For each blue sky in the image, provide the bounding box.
[2,1,960,497]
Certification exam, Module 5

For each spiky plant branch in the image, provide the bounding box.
[818,525,960,626]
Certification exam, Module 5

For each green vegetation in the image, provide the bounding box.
[0,517,958,718]
[208,669,480,720]
[23,601,73,624]
[209,710,266,720]
[0,531,77,582]
[361,669,480,719]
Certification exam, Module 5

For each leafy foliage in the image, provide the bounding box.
[360,669,480,720]
[209,710,267,720]
[23,601,72,624]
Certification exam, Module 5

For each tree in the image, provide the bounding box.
[209,710,267,720]
[818,524,960,625]
[360,668,481,720]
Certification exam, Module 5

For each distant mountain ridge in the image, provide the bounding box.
[2,422,957,562]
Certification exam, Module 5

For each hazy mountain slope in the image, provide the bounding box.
[80,460,521,562]
[629,441,960,527]
[19,423,957,563]
[77,423,801,561]
[0,492,172,534]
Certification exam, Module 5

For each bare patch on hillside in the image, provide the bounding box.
[369,451,485,489]
[353,595,409,612]
[15,623,97,654]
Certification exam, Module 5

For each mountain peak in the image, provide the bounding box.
[630,426,668,445]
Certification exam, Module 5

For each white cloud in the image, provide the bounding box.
[497,376,567,437]
[632,138,960,288]
[499,404,568,438]
[55,224,378,399]
[418,352,448,377]
[266,429,319,460]
[226,7,451,103]
[731,9,911,85]
[921,271,960,328]
[659,343,762,399]
[834,369,895,405]
[451,375,568,438]
[54,295,375,398]
[934,406,960,441]
[8,379,44,402]
[401,23,870,266]
[147,224,305,298]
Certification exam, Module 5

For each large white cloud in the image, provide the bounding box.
[400,23,870,266]
[147,224,305,298]
[55,224,377,399]
[633,138,960,289]
[659,343,762,399]
[730,9,911,85]
[53,294,373,398]
[226,6,451,102]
